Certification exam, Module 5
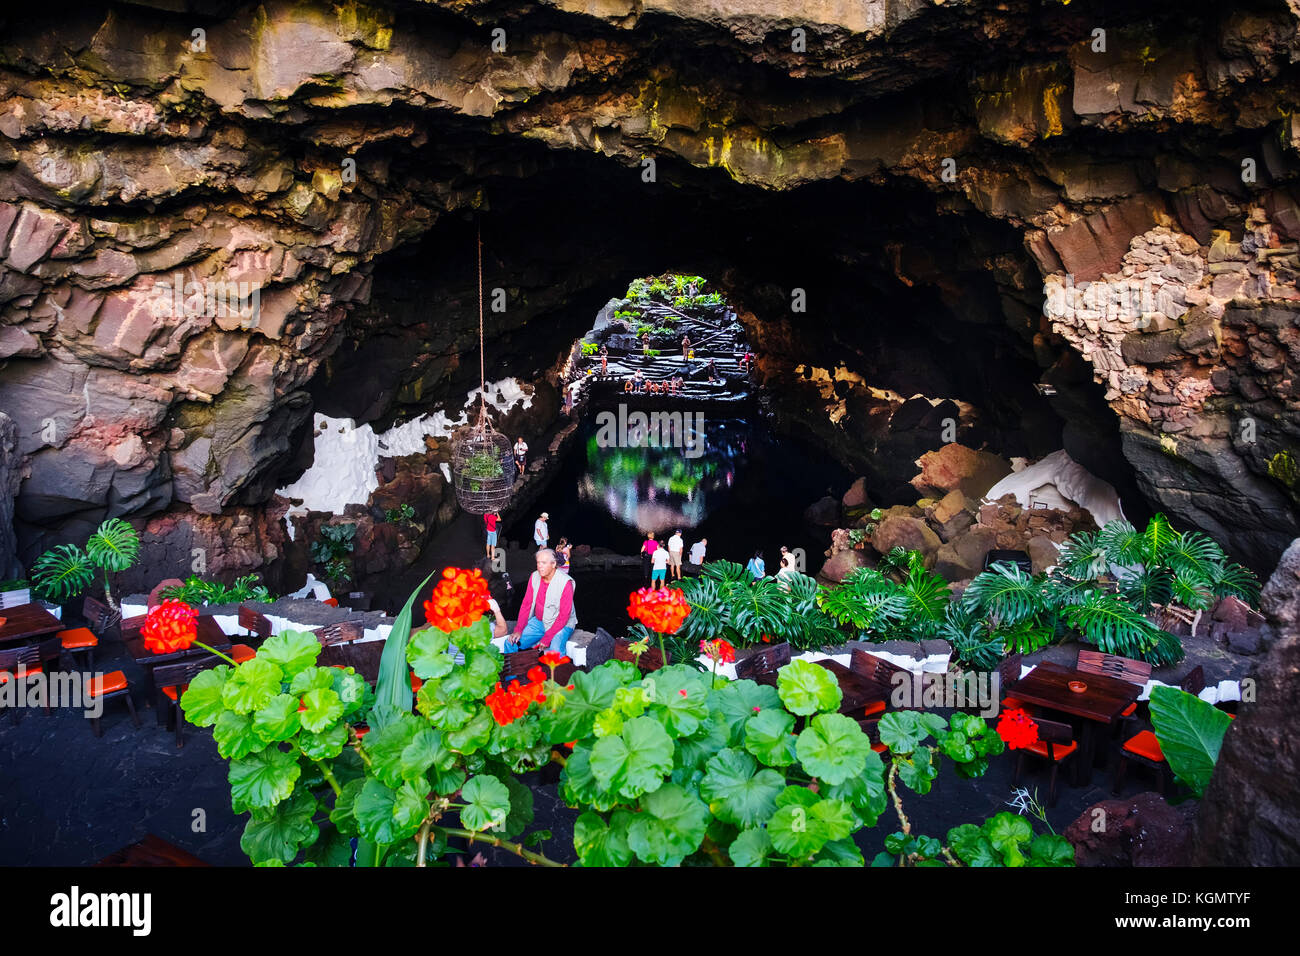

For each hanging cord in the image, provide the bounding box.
[476,219,488,433]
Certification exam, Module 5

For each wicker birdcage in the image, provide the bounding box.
[451,417,517,514]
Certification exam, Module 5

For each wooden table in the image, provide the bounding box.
[127,616,232,725]
[1006,661,1141,785]
[815,659,889,717]
[319,640,384,683]
[0,602,64,646]
[96,833,210,867]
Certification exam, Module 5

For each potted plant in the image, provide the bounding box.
[30,517,140,618]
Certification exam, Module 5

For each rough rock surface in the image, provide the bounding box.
[1193,537,1300,865]
[1065,792,1197,867]
[0,0,1299,578]
[0,412,21,579]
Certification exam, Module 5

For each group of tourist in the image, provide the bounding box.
[479,510,578,658]
[624,371,685,394]
[639,531,707,587]
[746,546,801,589]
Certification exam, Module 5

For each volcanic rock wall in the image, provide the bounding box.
[1,0,1299,583]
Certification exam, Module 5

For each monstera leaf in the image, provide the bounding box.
[1148,685,1232,797]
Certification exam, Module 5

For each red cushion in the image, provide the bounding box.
[323,598,339,607]
[1025,738,1078,761]
[161,683,190,702]
[58,627,99,649]
[1120,702,1137,717]
[229,644,256,663]
[86,671,128,697]
[862,700,886,718]
[1122,730,1165,763]
[1,665,43,681]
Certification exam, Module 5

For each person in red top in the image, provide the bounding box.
[640,532,658,587]
[505,549,577,656]
[483,511,499,560]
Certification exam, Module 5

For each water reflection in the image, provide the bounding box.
[577,418,751,533]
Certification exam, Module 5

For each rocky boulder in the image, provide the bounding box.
[910,444,1012,500]
[925,488,977,542]
[841,477,873,514]
[1193,537,1300,865]
[803,494,841,527]
[1065,792,1196,866]
[817,548,872,584]
[872,515,941,563]
[0,412,22,579]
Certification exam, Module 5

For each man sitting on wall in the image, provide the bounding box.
[504,548,577,657]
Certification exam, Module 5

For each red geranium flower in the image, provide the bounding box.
[527,665,547,684]
[142,599,199,655]
[484,674,549,726]
[996,707,1040,750]
[423,567,490,632]
[700,638,736,665]
[538,651,571,669]
[627,587,691,635]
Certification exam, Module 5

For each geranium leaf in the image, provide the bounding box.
[354,778,427,845]
[241,789,318,864]
[742,707,799,767]
[728,828,773,867]
[574,810,634,867]
[460,774,512,832]
[256,630,321,680]
[776,659,842,715]
[406,627,453,680]
[179,666,231,727]
[252,693,302,743]
[589,715,674,800]
[299,687,344,733]
[221,657,283,714]
[626,783,710,866]
[700,748,785,827]
[229,746,300,811]
[796,713,871,784]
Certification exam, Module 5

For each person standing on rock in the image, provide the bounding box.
[681,334,691,360]
[640,532,658,586]
[642,332,651,358]
[689,538,707,566]
[667,529,684,581]
[533,512,549,549]
[514,437,528,477]
[600,345,608,374]
[650,544,670,588]
[484,511,499,561]
[505,548,577,657]
[708,358,719,383]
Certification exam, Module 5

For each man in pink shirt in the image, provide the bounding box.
[504,548,577,657]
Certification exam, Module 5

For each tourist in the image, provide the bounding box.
[708,358,719,383]
[681,334,691,360]
[534,512,549,549]
[650,543,669,587]
[745,549,766,580]
[776,551,797,590]
[483,510,499,561]
[633,369,645,392]
[640,532,658,586]
[555,537,572,570]
[689,537,707,565]
[738,351,748,372]
[642,332,651,358]
[514,436,528,475]
[505,548,577,656]
[600,345,608,374]
[487,595,508,638]
[675,375,685,393]
[625,377,634,393]
[667,529,684,580]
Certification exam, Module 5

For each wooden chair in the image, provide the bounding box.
[848,648,905,717]
[1078,649,1151,731]
[238,605,272,645]
[861,718,889,757]
[1111,666,1208,797]
[85,667,141,737]
[120,613,147,643]
[152,655,227,748]
[1012,716,1078,806]
[998,653,1031,712]
[613,636,672,673]
[733,642,792,686]
[57,595,116,670]
[311,620,362,646]
[0,642,51,721]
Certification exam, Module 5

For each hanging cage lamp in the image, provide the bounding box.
[451,222,518,515]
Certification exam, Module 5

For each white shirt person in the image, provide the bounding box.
[534,513,549,548]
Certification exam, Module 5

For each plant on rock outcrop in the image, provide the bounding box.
[311,523,357,591]
[31,517,140,610]
[817,550,950,642]
[161,574,274,606]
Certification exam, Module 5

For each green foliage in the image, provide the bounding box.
[1149,686,1233,797]
[161,574,274,606]
[31,544,95,603]
[635,323,653,336]
[311,524,356,587]
[462,451,504,480]
[676,561,845,651]
[32,518,140,605]
[816,550,949,642]
[940,813,1074,867]
[384,503,416,524]
[580,342,599,356]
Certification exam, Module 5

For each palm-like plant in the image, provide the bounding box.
[31,518,140,610]
[817,550,950,641]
